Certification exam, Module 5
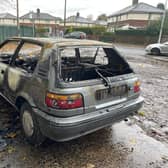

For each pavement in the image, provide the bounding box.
[1,118,168,168]
[112,121,168,168]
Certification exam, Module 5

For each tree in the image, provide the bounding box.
[87,14,93,21]
[97,14,107,21]
[157,3,165,10]
[147,10,168,36]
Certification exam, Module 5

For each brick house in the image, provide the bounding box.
[107,0,164,31]
[20,9,62,36]
[65,12,96,28]
[0,13,16,25]
[65,12,108,28]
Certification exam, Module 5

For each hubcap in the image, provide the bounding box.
[22,111,34,137]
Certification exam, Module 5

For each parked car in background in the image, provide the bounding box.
[145,42,168,55]
[64,31,86,39]
[0,37,143,145]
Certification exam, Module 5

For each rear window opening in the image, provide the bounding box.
[59,46,133,82]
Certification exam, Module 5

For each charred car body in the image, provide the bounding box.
[0,37,143,145]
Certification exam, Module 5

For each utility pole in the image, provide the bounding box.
[158,0,168,43]
[29,12,35,37]
[64,0,67,29]
[16,0,20,36]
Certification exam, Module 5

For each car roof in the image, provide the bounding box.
[9,37,113,48]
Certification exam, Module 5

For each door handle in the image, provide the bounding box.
[1,70,4,74]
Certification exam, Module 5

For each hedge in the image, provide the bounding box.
[65,26,106,35]
[115,28,166,36]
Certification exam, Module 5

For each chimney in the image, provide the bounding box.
[37,8,40,17]
[76,12,80,17]
[132,0,139,5]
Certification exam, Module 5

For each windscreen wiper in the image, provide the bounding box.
[93,47,99,63]
[95,68,111,88]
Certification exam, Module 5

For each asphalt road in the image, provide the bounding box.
[115,43,146,57]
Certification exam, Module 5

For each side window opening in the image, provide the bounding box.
[14,42,42,73]
[0,41,19,64]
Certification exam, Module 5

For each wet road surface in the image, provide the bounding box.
[115,43,146,57]
[1,119,168,168]
[0,44,168,168]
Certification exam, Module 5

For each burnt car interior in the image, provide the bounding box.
[0,41,42,73]
[60,47,133,83]
[14,42,42,73]
[0,41,19,64]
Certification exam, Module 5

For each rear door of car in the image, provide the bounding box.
[0,40,20,93]
[3,40,43,101]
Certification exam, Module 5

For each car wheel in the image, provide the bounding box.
[151,48,160,55]
[20,103,46,145]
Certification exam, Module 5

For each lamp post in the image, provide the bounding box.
[29,12,35,37]
[16,0,20,36]
[64,0,67,29]
[158,0,168,43]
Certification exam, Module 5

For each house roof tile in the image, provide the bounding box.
[109,2,164,17]
[0,13,16,19]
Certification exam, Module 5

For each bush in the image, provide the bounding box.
[115,29,147,36]
[36,27,49,37]
[146,20,161,36]
[65,26,106,35]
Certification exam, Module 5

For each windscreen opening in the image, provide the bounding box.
[59,46,133,82]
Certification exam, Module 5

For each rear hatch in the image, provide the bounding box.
[47,45,140,116]
[81,74,139,113]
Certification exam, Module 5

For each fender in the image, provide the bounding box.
[15,92,37,109]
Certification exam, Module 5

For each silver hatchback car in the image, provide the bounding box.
[0,37,143,145]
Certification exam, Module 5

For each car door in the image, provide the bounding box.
[163,42,168,53]
[3,40,43,101]
[0,40,20,92]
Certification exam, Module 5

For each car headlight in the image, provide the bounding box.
[145,46,151,51]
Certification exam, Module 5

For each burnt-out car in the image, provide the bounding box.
[0,37,143,145]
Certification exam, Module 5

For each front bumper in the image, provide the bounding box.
[33,96,144,142]
[145,48,152,54]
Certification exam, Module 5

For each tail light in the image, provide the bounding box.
[45,93,83,109]
[134,81,141,93]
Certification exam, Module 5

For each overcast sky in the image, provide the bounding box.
[2,0,167,19]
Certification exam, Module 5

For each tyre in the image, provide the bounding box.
[151,48,160,55]
[20,103,46,145]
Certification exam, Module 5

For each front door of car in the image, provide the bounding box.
[0,40,20,93]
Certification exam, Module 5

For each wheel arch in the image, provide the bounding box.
[151,47,161,53]
[15,93,36,111]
